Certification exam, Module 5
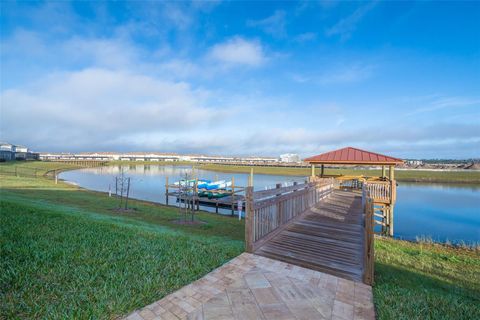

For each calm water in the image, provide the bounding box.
[60,165,480,245]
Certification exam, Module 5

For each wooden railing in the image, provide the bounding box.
[362,180,395,204]
[245,178,334,252]
[362,179,397,237]
[363,197,375,285]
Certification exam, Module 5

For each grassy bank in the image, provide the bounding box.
[0,162,243,319]
[374,237,480,319]
[198,163,480,184]
[1,161,479,319]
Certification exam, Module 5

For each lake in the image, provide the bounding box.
[60,165,480,245]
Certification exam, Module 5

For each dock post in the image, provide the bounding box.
[276,183,282,227]
[195,178,199,211]
[231,177,235,216]
[389,165,395,181]
[389,166,395,237]
[249,168,254,187]
[165,176,169,206]
[245,186,254,253]
[389,206,394,236]
[124,178,130,209]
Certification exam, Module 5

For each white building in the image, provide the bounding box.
[406,160,423,166]
[280,153,301,163]
[0,142,39,161]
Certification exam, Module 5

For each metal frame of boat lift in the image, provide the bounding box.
[165,173,247,216]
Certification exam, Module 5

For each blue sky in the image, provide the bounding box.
[1,1,479,158]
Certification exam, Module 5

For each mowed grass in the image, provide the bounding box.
[374,237,480,320]
[198,164,480,184]
[0,162,244,319]
[0,160,82,177]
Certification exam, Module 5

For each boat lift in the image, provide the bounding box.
[165,174,247,216]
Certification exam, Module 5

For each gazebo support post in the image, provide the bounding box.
[381,165,386,178]
[388,165,395,236]
[311,164,315,177]
[321,164,325,177]
[389,207,394,236]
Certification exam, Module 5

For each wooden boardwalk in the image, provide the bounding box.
[254,189,365,282]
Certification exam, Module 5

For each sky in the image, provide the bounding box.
[1,1,479,159]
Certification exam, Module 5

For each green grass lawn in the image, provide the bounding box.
[374,238,480,319]
[1,161,479,319]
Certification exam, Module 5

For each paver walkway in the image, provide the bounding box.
[125,253,374,320]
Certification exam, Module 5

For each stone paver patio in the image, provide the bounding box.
[125,253,375,320]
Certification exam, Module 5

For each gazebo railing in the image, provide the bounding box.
[362,180,395,204]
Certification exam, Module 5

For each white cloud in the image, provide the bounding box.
[326,1,378,40]
[247,10,287,38]
[163,3,193,30]
[209,37,266,67]
[63,37,141,69]
[0,68,227,151]
[319,63,375,85]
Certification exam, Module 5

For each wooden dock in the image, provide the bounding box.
[245,178,378,285]
[168,192,245,213]
[254,189,364,282]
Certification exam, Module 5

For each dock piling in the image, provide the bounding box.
[165,176,169,206]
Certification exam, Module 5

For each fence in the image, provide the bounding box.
[245,178,334,252]
[0,166,41,178]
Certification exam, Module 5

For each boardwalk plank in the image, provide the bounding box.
[255,189,364,282]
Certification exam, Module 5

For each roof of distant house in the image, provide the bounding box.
[304,147,404,165]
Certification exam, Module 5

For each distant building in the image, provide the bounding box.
[13,145,28,160]
[0,142,15,161]
[38,151,280,164]
[406,160,423,166]
[0,142,39,161]
[280,153,301,163]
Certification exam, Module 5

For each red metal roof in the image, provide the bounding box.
[304,147,404,165]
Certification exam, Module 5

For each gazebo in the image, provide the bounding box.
[304,147,404,236]
[304,146,403,180]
